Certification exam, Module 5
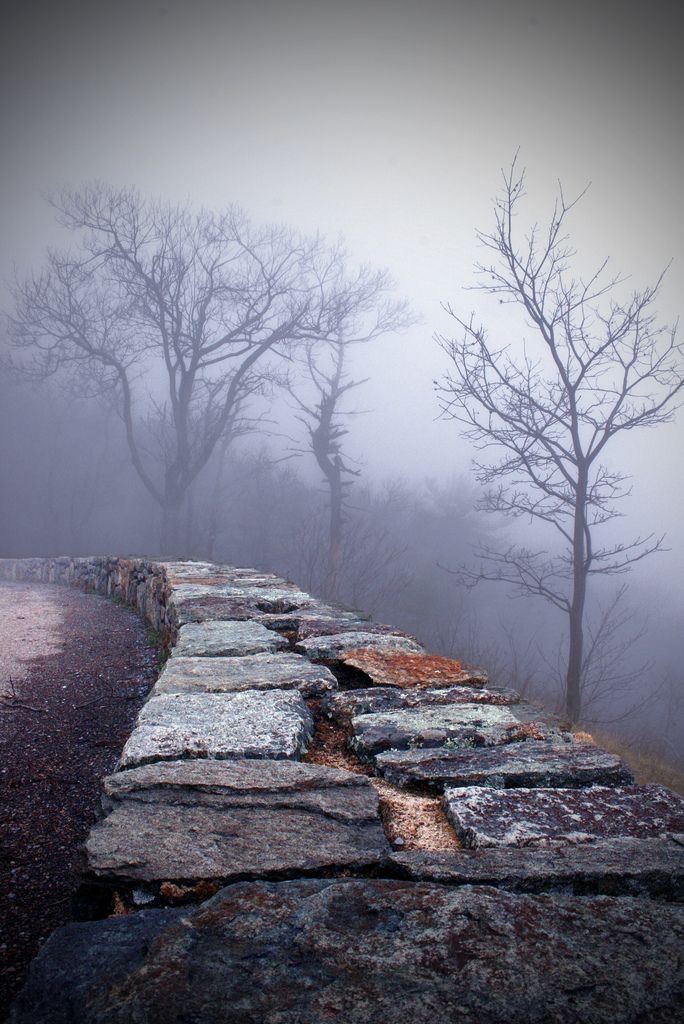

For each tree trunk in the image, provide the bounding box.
[325,469,343,599]
[160,498,183,556]
[566,578,586,723]
[206,436,232,563]
[566,475,588,723]
[183,488,196,559]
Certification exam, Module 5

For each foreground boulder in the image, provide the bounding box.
[11,878,684,1023]
[87,760,390,885]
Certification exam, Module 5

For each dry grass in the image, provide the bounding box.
[580,729,684,796]
[370,779,460,852]
[302,709,374,776]
[304,700,459,851]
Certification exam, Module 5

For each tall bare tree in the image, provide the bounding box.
[7,184,407,551]
[288,341,367,597]
[436,157,683,723]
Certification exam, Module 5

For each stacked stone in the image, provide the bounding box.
[85,562,401,895]
[6,558,684,1023]
[0,556,171,634]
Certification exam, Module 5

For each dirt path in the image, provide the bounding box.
[0,584,67,696]
[0,583,159,1018]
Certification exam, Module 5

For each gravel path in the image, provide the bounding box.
[0,584,67,695]
[0,583,159,1018]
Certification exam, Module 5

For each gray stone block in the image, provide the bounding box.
[153,652,336,697]
[323,684,521,726]
[119,690,313,768]
[296,617,412,640]
[390,836,684,898]
[174,619,288,656]
[350,702,568,759]
[376,739,633,790]
[444,784,684,848]
[295,631,423,662]
[87,760,390,883]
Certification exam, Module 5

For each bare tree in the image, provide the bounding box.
[7,184,407,552]
[436,156,683,723]
[288,341,367,597]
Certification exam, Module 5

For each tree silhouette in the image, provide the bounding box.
[436,156,683,722]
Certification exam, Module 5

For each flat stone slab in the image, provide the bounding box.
[390,836,684,899]
[172,594,255,624]
[350,701,568,759]
[12,879,684,1023]
[255,605,371,632]
[153,652,336,697]
[171,592,315,623]
[376,739,633,790]
[119,690,312,768]
[174,620,288,657]
[296,617,413,641]
[323,684,520,726]
[87,760,390,883]
[444,784,684,848]
[295,632,423,662]
[341,648,488,688]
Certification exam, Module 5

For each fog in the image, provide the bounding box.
[1,0,682,762]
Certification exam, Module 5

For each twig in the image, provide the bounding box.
[0,695,47,714]
[73,697,102,710]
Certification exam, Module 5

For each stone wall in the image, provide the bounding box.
[0,557,172,637]
[4,556,684,1023]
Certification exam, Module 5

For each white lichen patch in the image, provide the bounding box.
[175,620,289,657]
[443,785,684,848]
[119,689,313,767]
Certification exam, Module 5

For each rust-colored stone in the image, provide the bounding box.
[341,649,488,689]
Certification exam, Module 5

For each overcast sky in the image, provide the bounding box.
[2,0,682,583]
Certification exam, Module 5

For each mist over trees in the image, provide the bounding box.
[7,185,408,551]
[1,168,682,768]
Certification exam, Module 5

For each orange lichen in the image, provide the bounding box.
[341,649,487,690]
